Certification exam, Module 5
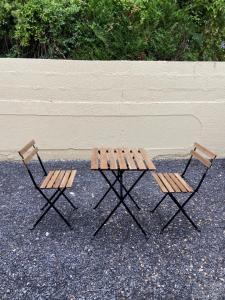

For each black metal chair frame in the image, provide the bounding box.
[93,169,147,236]
[19,143,77,230]
[151,147,216,233]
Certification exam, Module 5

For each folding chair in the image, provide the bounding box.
[151,143,216,233]
[18,140,77,229]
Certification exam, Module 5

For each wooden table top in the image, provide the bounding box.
[91,148,156,171]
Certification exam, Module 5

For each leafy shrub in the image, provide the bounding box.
[0,0,224,60]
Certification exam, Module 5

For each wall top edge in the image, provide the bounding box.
[0,58,225,64]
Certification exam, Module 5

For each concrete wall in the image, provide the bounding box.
[0,58,225,160]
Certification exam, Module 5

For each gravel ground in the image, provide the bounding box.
[0,159,225,300]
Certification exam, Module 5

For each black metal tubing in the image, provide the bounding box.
[31,187,73,229]
[94,170,141,210]
[161,192,200,233]
[19,145,77,230]
[93,170,147,236]
[151,155,217,233]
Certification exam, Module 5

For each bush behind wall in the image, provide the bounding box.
[0,0,225,60]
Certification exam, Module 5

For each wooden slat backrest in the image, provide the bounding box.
[18,139,38,164]
[194,143,216,159]
[19,139,35,157]
[191,143,216,168]
[23,148,39,164]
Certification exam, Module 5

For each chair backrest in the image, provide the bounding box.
[182,142,217,192]
[18,140,47,186]
[18,139,38,164]
[191,143,216,168]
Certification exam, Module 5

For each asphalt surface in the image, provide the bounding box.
[0,159,225,299]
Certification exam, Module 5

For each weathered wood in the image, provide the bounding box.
[46,170,60,188]
[139,148,156,170]
[123,148,137,170]
[158,173,174,193]
[91,148,99,170]
[131,149,147,170]
[66,170,77,188]
[191,150,211,168]
[164,173,181,192]
[60,170,72,188]
[40,171,54,189]
[152,172,168,193]
[23,148,38,164]
[19,139,35,156]
[194,143,216,159]
[174,173,193,192]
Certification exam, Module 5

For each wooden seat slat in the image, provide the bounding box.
[23,148,38,164]
[168,173,187,192]
[117,149,128,170]
[158,173,174,193]
[53,170,66,188]
[191,150,211,168]
[99,148,109,170]
[40,171,55,189]
[123,148,137,170]
[91,148,99,170]
[46,170,60,188]
[131,149,147,170]
[19,139,35,156]
[138,148,156,170]
[60,170,72,188]
[164,173,181,192]
[66,170,76,188]
[194,143,216,159]
[152,172,168,193]
[174,173,193,192]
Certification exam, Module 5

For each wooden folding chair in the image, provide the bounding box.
[18,140,77,229]
[151,143,217,233]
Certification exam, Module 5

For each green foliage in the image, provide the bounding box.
[0,0,224,60]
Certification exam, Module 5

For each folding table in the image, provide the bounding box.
[91,148,156,236]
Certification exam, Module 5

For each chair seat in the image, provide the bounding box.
[40,170,76,189]
[152,172,193,193]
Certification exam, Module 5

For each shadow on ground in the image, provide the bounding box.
[0,159,225,299]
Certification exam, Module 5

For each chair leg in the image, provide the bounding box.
[161,193,200,233]
[32,188,72,230]
[150,194,168,213]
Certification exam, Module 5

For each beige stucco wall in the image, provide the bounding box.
[0,58,225,160]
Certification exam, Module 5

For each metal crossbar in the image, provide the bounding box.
[151,145,216,233]
[18,141,77,229]
[93,170,147,236]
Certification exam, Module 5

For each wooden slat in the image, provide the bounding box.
[66,170,76,188]
[158,173,174,193]
[53,170,66,188]
[191,150,211,168]
[40,171,54,189]
[91,148,99,170]
[23,148,38,164]
[117,149,128,170]
[60,170,72,188]
[163,173,181,192]
[46,170,60,188]
[19,139,35,156]
[107,149,118,170]
[138,148,156,170]
[174,173,193,192]
[99,148,109,170]
[152,172,168,193]
[131,149,147,170]
[123,149,137,170]
[169,173,187,192]
[194,143,216,159]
